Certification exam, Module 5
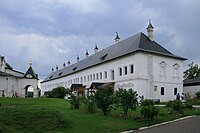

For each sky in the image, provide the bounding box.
[0,0,200,80]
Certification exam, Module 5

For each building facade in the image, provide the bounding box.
[41,22,186,102]
[0,57,39,98]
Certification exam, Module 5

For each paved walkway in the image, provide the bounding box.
[134,116,200,133]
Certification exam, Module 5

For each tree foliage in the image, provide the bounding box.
[95,87,114,115]
[45,87,68,98]
[184,62,200,79]
[115,88,138,116]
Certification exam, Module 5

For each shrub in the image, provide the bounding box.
[183,101,194,110]
[141,106,159,121]
[114,88,138,116]
[70,94,81,109]
[83,95,96,113]
[166,100,184,114]
[141,99,154,106]
[45,87,68,98]
[95,87,114,115]
[195,91,200,99]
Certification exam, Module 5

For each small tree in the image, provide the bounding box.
[95,87,114,115]
[115,88,138,116]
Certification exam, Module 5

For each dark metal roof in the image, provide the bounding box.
[0,71,13,76]
[42,32,186,83]
[23,66,38,79]
[183,78,200,86]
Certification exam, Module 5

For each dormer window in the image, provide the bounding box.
[73,67,77,71]
[100,54,108,60]
[59,72,62,76]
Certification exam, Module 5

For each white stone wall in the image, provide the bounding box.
[41,52,184,102]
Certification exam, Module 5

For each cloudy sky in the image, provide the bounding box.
[0,0,200,80]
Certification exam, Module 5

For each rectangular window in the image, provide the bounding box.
[119,67,122,76]
[124,66,128,75]
[174,88,177,95]
[104,71,107,79]
[154,86,157,91]
[90,75,92,81]
[130,64,134,74]
[161,87,164,95]
[111,70,114,80]
[100,72,102,79]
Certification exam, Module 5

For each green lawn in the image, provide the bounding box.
[0,98,200,133]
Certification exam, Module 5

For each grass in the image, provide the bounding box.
[0,98,200,133]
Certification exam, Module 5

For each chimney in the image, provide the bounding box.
[146,20,154,41]
[94,43,98,53]
[85,49,89,58]
[63,62,66,68]
[77,55,80,62]
[67,60,71,66]
[114,32,120,42]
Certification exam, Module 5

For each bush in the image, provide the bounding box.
[45,87,68,98]
[141,106,159,121]
[70,94,81,109]
[95,87,114,115]
[195,91,200,99]
[186,99,200,105]
[141,99,154,106]
[183,101,194,110]
[83,95,96,113]
[166,100,184,114]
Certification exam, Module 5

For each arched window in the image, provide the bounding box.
[159,61,167,79]
[173,63,180,79]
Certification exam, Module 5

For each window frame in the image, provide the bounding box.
[161,87,164,95]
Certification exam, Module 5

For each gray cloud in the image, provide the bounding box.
[0,0,200,79]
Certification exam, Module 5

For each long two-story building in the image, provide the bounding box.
[41,21,186,101]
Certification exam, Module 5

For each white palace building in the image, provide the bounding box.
[41,21,186,102]
[0,57,39,98]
